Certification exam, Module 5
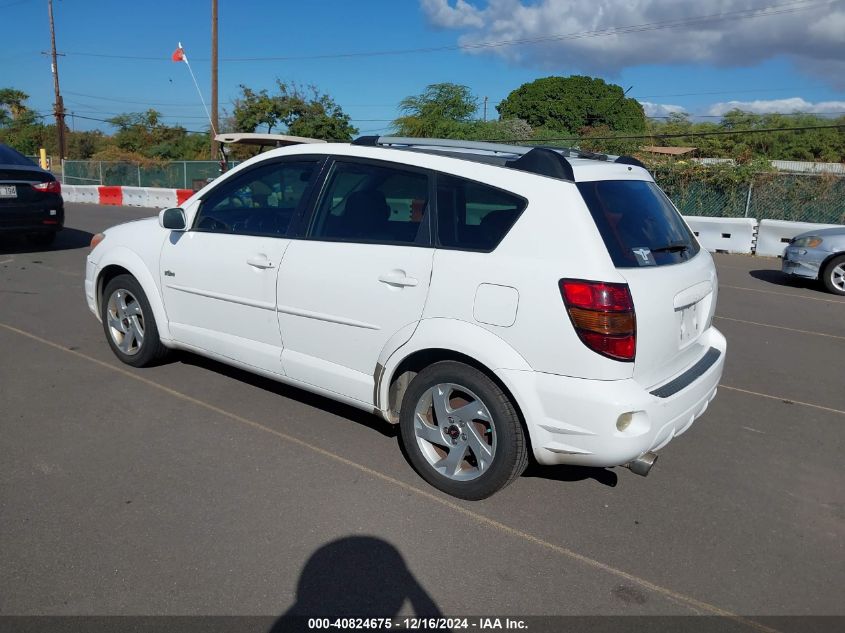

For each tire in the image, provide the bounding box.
[100,274,169,367]
[821,255,845,296]
[25,232,56,246]
[399,361,528,500]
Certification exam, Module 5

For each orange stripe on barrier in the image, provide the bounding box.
[98,186,123,206]
[176,189,193,205]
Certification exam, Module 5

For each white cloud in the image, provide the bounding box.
[706,97,845,115]
[419,0,845,86]
[639,101,687,117]
[420,0,484,28]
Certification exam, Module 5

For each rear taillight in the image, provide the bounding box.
[32,180,61,194]
[559,279,636,362]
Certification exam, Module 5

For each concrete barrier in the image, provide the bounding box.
[684,216,758,254]
[122,186,150,207]
[755,219,844,257]
[146,188,178,209]
[98,186,124,206]
[75,185,100,204]
[61,184,78,203]
[176,189,194,205]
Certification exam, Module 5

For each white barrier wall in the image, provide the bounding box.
[75,185,100,204]
[121,186,150,207]
[146,188,178,208]
[755,219,844,257]
[61,184,78,203]
[684,216,758,254]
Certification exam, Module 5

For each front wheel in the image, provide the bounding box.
[821,255,845,296]
[100,274,169,367]
[399,361,528,500]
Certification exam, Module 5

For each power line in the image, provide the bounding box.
[60,113,210,134]
[62,0,836,63]
[64,91,204,107]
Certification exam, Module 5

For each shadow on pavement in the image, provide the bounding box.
[174,352,398,439]
[0,227,93,254]
[175,352,624,489]
[749,268,819,291]
[271,536,443,628]
[523,462,618,487]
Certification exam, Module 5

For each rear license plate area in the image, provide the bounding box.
[677,300,703,347]
[0,185,17,198]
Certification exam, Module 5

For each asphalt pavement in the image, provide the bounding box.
[1,204,843,628]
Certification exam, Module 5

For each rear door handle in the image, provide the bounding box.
[378,270,418,287]
[246,254,275,269]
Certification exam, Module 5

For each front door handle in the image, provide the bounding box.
[378,270,418,287]
[246,254,274,269]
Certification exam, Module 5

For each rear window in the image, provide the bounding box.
[577,180,699,268]
[0,144,37,167]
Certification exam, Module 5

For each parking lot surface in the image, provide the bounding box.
[1,204,843,626]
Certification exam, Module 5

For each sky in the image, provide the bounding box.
[2,0,844,135]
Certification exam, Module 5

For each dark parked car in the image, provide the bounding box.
[0,144,64,246]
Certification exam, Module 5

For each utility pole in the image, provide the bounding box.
[47,0,66,160]
[483,96,488,123]
[210,0,219,160]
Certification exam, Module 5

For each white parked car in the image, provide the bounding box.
[85,136,726,500]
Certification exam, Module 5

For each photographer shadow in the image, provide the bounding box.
[271,536,444,632]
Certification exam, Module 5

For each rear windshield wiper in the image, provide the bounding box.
[651,242,690,253]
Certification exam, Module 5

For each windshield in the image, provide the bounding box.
[577,180,700,268]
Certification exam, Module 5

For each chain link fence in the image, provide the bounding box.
[62,160,241,190]
[653,170,845,225]
[60,159,845,224]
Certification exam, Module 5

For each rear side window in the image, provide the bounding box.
[577,180,700,268]
[309,161,430,245]
[436,175,526,251]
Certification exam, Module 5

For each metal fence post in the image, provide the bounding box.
[138,164,142,187]
[744,181,753,218]
[183,161,188,189]
[98,161,103,186]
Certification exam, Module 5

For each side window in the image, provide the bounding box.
[436,175,526,251]
[194,160,319,237]
[308,161,430,245]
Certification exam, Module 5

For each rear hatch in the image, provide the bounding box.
[577,179,717,388]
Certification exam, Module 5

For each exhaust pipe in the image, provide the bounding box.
[625,452,658,477]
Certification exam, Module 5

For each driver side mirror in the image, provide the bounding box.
[159,207,187,231]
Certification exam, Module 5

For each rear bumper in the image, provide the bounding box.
[501,326,726,467]
[0,199,64,233]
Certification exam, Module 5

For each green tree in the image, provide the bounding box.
[233,81,357,141]
[497,76,646,134]
[392,83,478,137]
[0,88,47,155]
[105,109,208,160]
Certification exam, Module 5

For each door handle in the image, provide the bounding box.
[378,270,418,287]
[246,254,274,269]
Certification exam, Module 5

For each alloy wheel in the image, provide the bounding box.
[412,383,497,482]
[106,288,145,356]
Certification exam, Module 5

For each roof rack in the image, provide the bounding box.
[353,136,575,181]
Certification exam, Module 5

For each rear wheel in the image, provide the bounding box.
[101,274,169,367]
[821,255,845,296]
[399,361,528,500]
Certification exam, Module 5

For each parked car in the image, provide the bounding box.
[84,136,726,499]
[0,143,63,246]
[782,227,845,296]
